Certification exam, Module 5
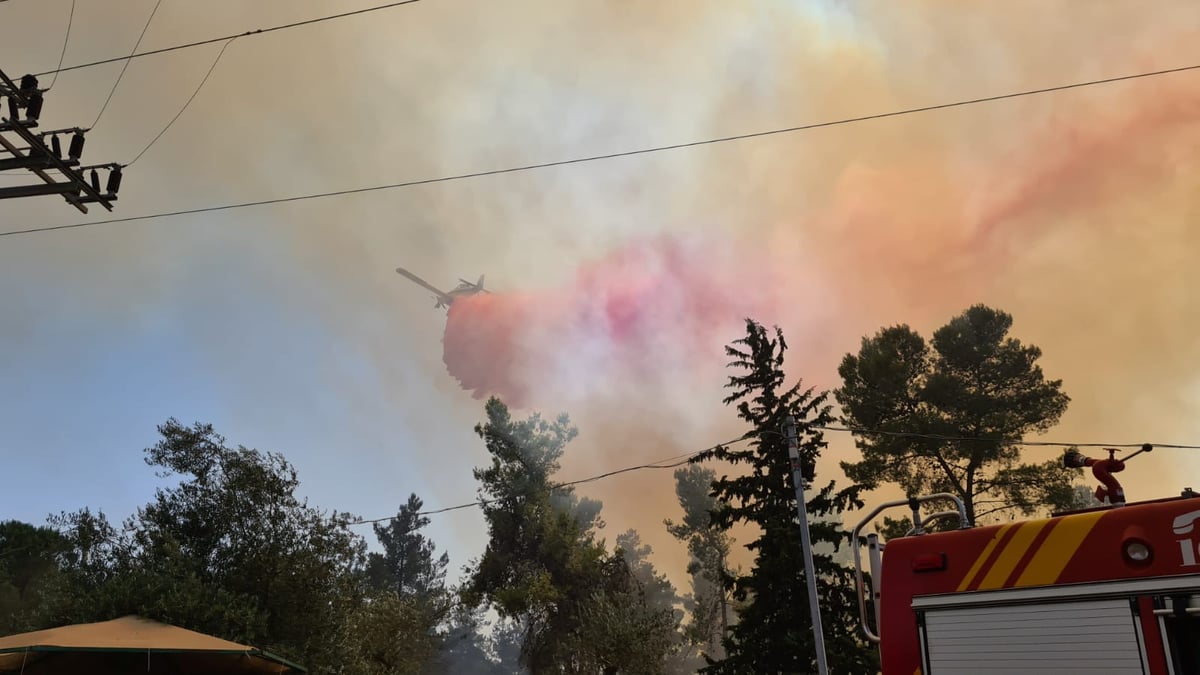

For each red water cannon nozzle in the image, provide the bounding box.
[1063,444,1153,506]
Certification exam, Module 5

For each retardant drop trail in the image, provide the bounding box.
[440,234,778,407]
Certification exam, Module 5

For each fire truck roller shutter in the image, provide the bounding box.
[920,597,1146,674]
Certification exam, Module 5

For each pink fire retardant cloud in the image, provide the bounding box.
[441,233,787,407]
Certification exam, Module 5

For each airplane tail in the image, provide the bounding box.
[476,274,485,289]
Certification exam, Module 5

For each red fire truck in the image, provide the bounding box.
[852,445,1200,674]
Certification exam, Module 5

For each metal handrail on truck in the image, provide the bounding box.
[850,493,971,643]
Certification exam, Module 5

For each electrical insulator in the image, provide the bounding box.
[6,96,18,121]
[105,166,122,195]
[50,134,62,158]
[89,169,100,192]
[68,132,85,160]
[25,90,43,121]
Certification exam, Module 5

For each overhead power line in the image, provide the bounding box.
[3,62,1196,240]
[348,435,754,523]
[125,37,238,166]
[35,0,424,78]
[347,422,1200,524]
[45,0,76,91]
[812,425,1200,450]
[91,0,163,129]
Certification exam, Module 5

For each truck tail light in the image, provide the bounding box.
[912,553,947,573]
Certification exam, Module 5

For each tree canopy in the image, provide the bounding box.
[693,319,878,674]
[465,397,677,673]
[664,465,732,662]
[356,493,457,675]
[836,304,1076,525]
[0,520,69,635]
[36,420,369,671]
[0,306,1092,672]
[366,493,449,599]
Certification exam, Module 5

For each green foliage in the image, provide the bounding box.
[836,305,1076,525]
[4,420,524,674]
[663,465,732,661]
[359,493,458,675]
[613,530,679,625]
[0,521,69,634]
[613,530,697,674]
[464,398,597,641]
[572,554,678,675]
[429,608,523,675]
[137,420,367,670]
[367,493,449,598]
[488,619,528,673]
[466,398,676,673]
[348,592,447,675]
[693,319,878,674]
[33,420,367,673]
[1060,481,1105,511]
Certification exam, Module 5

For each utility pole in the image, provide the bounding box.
[0,69,122,213]
[785,414,829,675]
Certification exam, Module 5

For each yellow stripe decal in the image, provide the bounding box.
[956,523,1014,592]
[1015,511,1105,587]
[977,520,1051,590]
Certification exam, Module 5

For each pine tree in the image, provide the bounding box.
[694,320,878,674]
[465,398,675,674]
[664,465,732,661]
[836,305,1073,525]
[367,493,449,598]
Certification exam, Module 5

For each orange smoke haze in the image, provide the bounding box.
[440,70,1200,413]
[428,51,1200,579]
[6,0,1198,592]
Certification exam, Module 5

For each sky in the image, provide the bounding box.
[1,0,1199,589]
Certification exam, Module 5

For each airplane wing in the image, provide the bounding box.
[395,268,450,301]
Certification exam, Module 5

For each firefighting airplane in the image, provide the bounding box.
[395,267,487,310]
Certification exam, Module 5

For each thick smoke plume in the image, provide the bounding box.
[442,233,783,407]
[7,0,1200,591]
[440,70,1200,412]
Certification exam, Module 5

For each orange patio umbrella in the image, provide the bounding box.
[0,616,304,674]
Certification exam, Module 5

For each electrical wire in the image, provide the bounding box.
[3,62,1197,240]
[44,0,76,91]
[813,424,1200,450]
[347,422,1200,524]
[125,37,237,166]
[34,0,424,78]
[348,434,753,523]
[91,0,163,129]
